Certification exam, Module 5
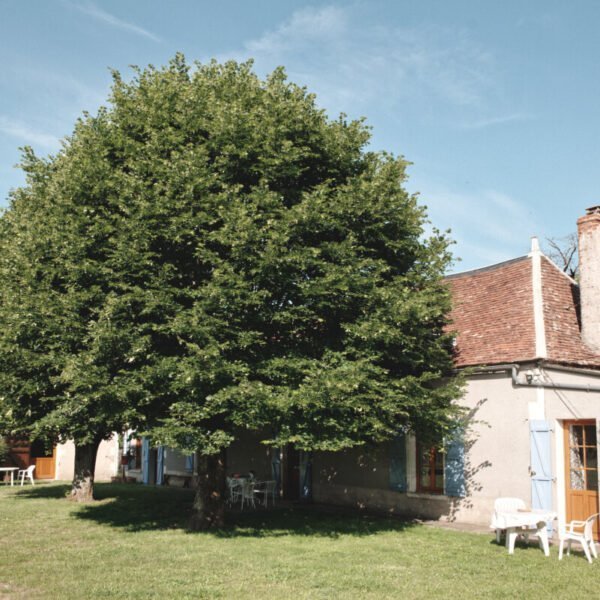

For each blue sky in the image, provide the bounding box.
[1,0,598,271]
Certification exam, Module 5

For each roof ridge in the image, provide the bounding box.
[539,253,579,286]
[445,255,529,280]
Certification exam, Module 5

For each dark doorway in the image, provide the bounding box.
[283,446,300,500]
[147,448,157,485]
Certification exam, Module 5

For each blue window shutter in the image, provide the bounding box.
[141,438,150,485]
[301,452,313,500]
[530,420,553,531]
[271,448,281,491]
[389,433,407,492]
[185,453,194,473]
[444,430,466,497]
[156,446,164,485]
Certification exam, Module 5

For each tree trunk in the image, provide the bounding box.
[68,439,101,502]
[190,449,226,530]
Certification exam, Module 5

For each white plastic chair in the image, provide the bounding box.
[492,497,535,544]
[17,465,35,486]
[558,513,599,563]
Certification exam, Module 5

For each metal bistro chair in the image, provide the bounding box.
[226,477,243,506]
[240,478,256,510]
[558,513,599,563]
[17,465,35,486]
[254,480,277,507]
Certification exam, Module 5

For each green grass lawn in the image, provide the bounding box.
[0,482,597,599]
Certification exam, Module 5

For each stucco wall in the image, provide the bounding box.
[313,365,600,526]
[313,370,536,523]
[55,436,119,481]
[313,366,600,525]
[452,370,534,522]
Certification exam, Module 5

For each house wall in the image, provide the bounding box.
[313,366,600,526]
[313,372,535,523]
[55,436,119,481]
[454,371,535,523]
[314,441,457,517]
[313,371,535,523]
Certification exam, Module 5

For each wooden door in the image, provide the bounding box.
[283,446,300,500]
[34,447,56,479]
[564,420,599,539]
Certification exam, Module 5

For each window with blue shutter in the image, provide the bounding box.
[271,447,281,492]
[530,420,553,531]
[389,433,407,492]
[156,446,164,485]
[141,438,150,485]
[185,453,194,473]
[444,429,466,498]
[301,452,313,500]
[184,435,195,473]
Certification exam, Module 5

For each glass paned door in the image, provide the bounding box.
[564,421,599,539]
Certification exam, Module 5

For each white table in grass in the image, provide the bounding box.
[0,467,18,486]
[492,510,557,556]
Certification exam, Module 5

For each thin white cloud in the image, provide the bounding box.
[65,1,161,43]
[516,13,560,29]
[219,6,496,116]
[245,6,348,55]
[459,113,534,130]
[0,116,60,150]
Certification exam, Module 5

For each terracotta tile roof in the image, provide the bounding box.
[445,257,537,368]
[445,254,600,369]
[540,257,600,368]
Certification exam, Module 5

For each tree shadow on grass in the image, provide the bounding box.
[14,482,416,538]
[12,482,71,499]
[210,505,416,540]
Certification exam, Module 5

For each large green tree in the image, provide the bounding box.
[0,55,462,519]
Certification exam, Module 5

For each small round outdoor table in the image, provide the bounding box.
[0,467,19,486]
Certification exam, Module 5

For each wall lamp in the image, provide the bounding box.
[525,368,542,385]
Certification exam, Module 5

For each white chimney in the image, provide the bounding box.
[577,206,600,353]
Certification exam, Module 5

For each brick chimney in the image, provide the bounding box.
[577,205,600,353]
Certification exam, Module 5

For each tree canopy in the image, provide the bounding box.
[0,55,462,512]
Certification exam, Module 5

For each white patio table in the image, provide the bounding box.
[0,467,18,486]
[492,509,557,556]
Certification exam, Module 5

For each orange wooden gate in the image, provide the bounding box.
[34,447,56,479]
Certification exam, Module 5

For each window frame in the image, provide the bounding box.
[416,441,444,495]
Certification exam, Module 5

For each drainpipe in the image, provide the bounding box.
[511,364,600,393]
